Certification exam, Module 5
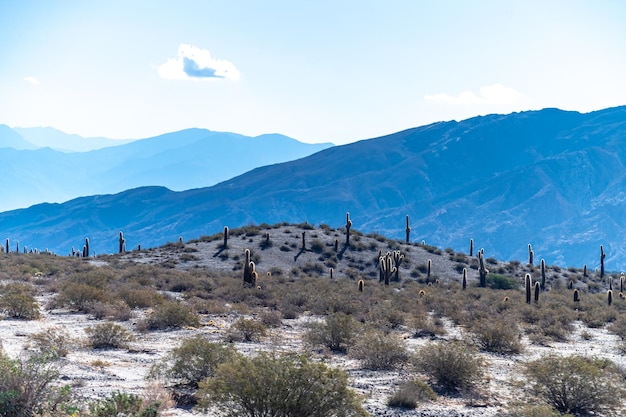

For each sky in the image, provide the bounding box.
[1,0,625,145]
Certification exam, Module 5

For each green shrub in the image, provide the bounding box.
[387,380,437,408]
[304,312,358,353]
[28,328,72,359]
[524,354,624,416]
[56,282,108,311]
[85,322,135,349]
[504,404,571,417]
[148,335,235,387]
[0,353,71,417]
[140,301,200,331]
[349,330,409,370]
[486,273,519,290]
[89,390,161,417]
[196,352,367,417]
[413,341,485,392]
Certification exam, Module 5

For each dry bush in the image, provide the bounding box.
[0,283,40,320]
[87,300,132,321]
[470,318,523,354]
[56,282,109,311]
[85,322,135,349]
[413,340,485,392]
[225,318,267,342]
[116,285,162,308]
[387,380,437,409]
[28,327,73,359]
[305,312,358,353]
[349,330,409,370]
[138,300,200,331]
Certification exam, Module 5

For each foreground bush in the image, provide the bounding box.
[524,354,624,416]
[139,301,200,331]
[89,390,162,417]
[0,353,71,416]
[0,283,40,320]
[197,352,367,417]
[28,327,73,359]
[470,319,523,354]
[413,341,485,392]
[148,335,235,387]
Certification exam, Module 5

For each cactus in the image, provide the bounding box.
[345,212,352,246]
[119,231,126,253]
[243,249,255,286]
[600,245,606,279]
[462,268,467,290]
[534,281,540,303]
[15,240,19,254]
[528,244,534,265]
[301,231,306,250]
[329,268,334,279]
[609,277,613,291]
[583,264,587,277]
[478,252,488,287]
[358,279,364,292]
[540,259,546,290]
[223,226,229,248]
[573,288,580,302]
[334,238,339,252]
[525,274,532,304]
[621,273,624,293]
[405,215,411,244]
[5,238,9,254]
[393,250,404,281]
[178,236,184,246]
[469,238,474,257]
[427,259,432,282]
[379,252,396,286]
[608,289,613,306]
[83,237,89,258]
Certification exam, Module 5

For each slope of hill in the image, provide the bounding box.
[0,127,333,211]
[0,124,37,149]
[13,126,134,152]
[2,106,626,268]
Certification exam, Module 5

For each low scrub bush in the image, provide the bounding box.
[148,335,235,387]
[304,312,358,353]
[89,390,162,417]
[349,330,409,370]
[196,352,367,417]
[486,273,519,290]
[387,380,437,409]
[225,318,267,342]
[139,301,200,331]
[28,328,73,359]
[0,283,40,320]
[470,319,523,354]
[413,341,485,392]
[85,322,135,349]
[524,354,624,416]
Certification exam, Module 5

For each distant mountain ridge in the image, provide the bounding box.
[2,106,626,269]
[0,126,333,211]
[13,127,134,152]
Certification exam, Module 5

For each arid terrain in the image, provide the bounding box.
[2,223,626,416]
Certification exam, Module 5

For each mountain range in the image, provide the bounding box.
[0,126,332,211]
[2,106,626,269]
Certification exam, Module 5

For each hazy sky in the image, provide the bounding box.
[1,0,625,144]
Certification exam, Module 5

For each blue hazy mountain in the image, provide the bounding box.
[2,106,626,269]
[13,127,134,152]
[0,124,38,150]
[0,128,333,211]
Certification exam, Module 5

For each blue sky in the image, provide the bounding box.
[1,0,625,145]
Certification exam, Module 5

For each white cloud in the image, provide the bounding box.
[424,83,523,105]
[24,76,40,85]
[158,44,240,81]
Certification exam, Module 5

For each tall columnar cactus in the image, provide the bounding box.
[621,273,624,293]
[301,231,306,250]
[600,245,606,279]
[427,259,432,282]
[223,226,229,248]
[528,244,534,266]
[358,279,364,292]
[573,288,580,302]
[379,252,396,286]
[462,268,467,290]
[525,274,532,304]
[608,290,613,306]
[405,215,411,244]
[534,282,540,303]
[540,259,546,290]
[243,249,255,286]
[84,237,90,258]
[478,252,488,288]
[329,268,334,279]
[583,264,588,277]
[5,238,9,254]
[15,241,19,254]
[393,250,404,282]
[609,277,613,291]
[119,231,126,254]
[469,239,474,257]
[334,238,339,252]
[345,212,352,247]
